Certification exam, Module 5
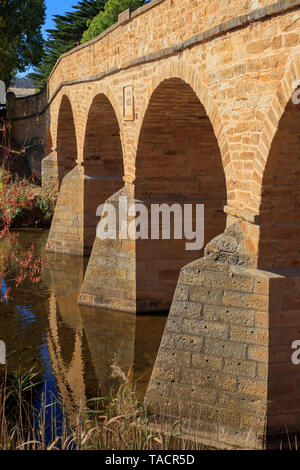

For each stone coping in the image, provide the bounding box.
[12,0,300,117]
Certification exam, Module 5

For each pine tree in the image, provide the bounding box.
[0,0,46,87]
[29,0,108,89]
[81,0,146,43]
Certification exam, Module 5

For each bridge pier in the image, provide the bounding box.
[42,151,59,198]
[46,164,84,256]
[144,222,300,449]
[78,181,226,313]
[78,184,136,312]
[83,164,124,255]
[45,155,124,256]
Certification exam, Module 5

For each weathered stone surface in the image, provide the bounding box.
[79,185,137,312]
[46,165,84,256]
[146,239,300,449]
[205,223,256,268]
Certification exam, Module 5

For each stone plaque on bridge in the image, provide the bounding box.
[123,84,134,121]
[0,81,6,105]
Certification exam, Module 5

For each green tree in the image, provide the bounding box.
[81,0,145,43]
[29,0,108,89]
[0,0,46,87]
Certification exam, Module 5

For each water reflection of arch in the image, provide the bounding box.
[133,314,167,402]
[46,252,166,412]
[79,309,166,401]
[47,293,85,420]
[46,253,87,419]
[46,253,136,407]
[79,305,136,398]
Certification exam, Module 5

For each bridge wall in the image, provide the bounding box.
[45,0,300,213]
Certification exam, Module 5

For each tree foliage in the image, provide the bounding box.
[81,0,146,43]
[0,0,46,87]
[29,0,108,89]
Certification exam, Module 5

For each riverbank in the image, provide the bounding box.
[0,172,54,229]
[0,230,171,450]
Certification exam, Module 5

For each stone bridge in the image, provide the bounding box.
[11,0,300,449]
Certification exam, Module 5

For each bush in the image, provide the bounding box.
[0,175,35,228]
[81,0,145,43]
[35,183,56,219]
[0,174,54,229]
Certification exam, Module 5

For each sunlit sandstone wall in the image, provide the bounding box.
[43,0,300,258]
[43,0,300,305]
[11,0,300,227]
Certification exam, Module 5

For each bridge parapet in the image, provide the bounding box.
[47,0,294,98]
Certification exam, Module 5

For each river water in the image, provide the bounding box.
[0,230,167,416]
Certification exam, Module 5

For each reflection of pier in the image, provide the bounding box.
[46,252,166,413]
[46,253,86,419]
[47,292,85,419]
[79,305,135,397]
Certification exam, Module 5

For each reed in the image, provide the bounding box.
[0,365,204,451]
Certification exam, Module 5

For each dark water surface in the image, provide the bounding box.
[0,230,167,416]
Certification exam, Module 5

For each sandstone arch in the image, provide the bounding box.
[133,60,232,187]
[252,54,300,213]
[56,95,78,186]
[82,93,124,252]
[135,77,227,312]
[258,94,300,269]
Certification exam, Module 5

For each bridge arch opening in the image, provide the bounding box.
[56,96,77,187]
[257,94,300,438]
[258,97,300,269]
[83,93,124,253]
[135,78,227,312]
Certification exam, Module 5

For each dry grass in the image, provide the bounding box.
[0,364,203,451]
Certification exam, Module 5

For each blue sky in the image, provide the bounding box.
[23,0,151,76]
[22,0,78,75]
[43,0,151,38]
[43,0,77,39]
